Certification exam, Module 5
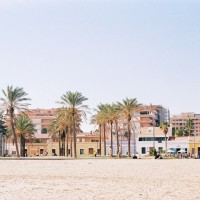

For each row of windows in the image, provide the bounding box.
[172,119,200,122]
[139,137,165,142]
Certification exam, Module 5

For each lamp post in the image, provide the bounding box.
[153,126,155,152]
[194,133,196,158]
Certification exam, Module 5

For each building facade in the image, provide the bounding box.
[171,112,200,136]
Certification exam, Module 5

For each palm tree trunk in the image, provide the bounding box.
[116,121,119,154]
[72,112,77,158]
[20,135,25,157]
[99,124,101,156]
[58,131,61,156]
[63,137,65,156]
[110,122,113,156]
[66,127,69,157]
[70,129,73,157]
[61,134,63,156]
[104,123,106,156]
[63,131,66,156]
[10,110,20,158]
[128,119,131,157]
[165,133,167,153]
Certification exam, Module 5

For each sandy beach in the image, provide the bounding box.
[0,159,200,200]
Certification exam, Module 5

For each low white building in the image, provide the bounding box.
[136,127,189,155]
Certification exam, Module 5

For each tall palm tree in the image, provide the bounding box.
[49,108,71,156]
[185,118,194,136]
[118,98,141,157]
[185,118,195,155]
[15,114,36,157]
[160,121,169,153]
[91,103,109,156]
[0,115,7,136]
[58,91,88,158]
[91,113,102,155]
[0,86,31,158]
[174,127,184,137]
[105,104,120,156]
[48,116,62,156]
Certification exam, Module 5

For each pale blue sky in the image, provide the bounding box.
[0,0,200,131]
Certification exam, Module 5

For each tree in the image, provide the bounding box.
[118,98,141,157]
[92,104,110,156]
[185,118,195,156]
[174,127,184,137]
[15,114,36,157]
[105,104,120,157]
[185,118,194,136]
[0,115,7,136]
[58,91,88,158]
[0,86,31,158]
[160,121,169,153]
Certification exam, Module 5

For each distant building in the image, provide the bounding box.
[136,127,172,155]
[171,112,200,136]
[136,127,189,155]
[135,105,169,127]
[25,108,56,140]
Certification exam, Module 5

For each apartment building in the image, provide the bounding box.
[137,105,169,127]
[171,112,200,136]
[26,109,56,139]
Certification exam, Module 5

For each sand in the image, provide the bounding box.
[0,159,200,200]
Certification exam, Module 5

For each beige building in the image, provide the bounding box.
[171,112,200,136]
[25,132,104,157]
[4,109,106,156]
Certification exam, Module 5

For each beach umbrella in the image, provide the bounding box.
[167,149,175,153]
[178,149,186,153]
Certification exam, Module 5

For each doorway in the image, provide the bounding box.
[89,148,94,154]
[40,149,44,155]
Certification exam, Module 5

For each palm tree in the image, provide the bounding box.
[91,104,110,156]
[118,98,141,157]
[105,104,120,157]
[160,121,169,153]
[185,118,194,136]
[15,114,36,157]
[0,115,7,136]
[0,86,31,158]
[185,118,195,155]
[58,91,88,158]
[49,115,62,156]
[174,127,184,137]
[91,113,102,155]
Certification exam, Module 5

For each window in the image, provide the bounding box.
[97,149,100,155]
[80,149,84,155]
[89,148,93,154]
[41,128,47,134]
[141,147,146,154]
[91,140,99,142]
